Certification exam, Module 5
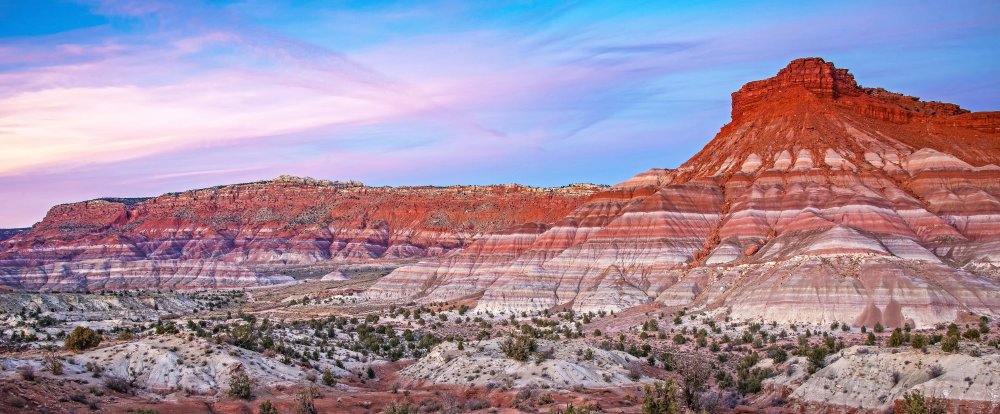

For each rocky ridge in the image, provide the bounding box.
[0,229,26,242]
[400,339,649,389]
[0,178,603,291]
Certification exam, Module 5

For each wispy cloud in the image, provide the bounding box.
[0,0,997,226]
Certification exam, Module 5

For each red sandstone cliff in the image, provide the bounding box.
[0,176,603,291]
[369,58,1000,328]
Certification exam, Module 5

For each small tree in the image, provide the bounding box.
[962,328,980,340]
[899,390,947,414]
[322,368,336,386]
[807,346,829,374]
[941,334,959,353]
[681,362,709,410]
[295,387,317,414]
[642,379,681,414]
[65,326,102,351]
[227,364,255,400]
[258,400,279,414]
[500,334,537,361]
[888,328,904,347]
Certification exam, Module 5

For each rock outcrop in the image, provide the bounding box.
[0,178,603,291]
[400,339,649,389]
[0,229,26,242]
[774,346,1000,412]
[369,58,1000,327]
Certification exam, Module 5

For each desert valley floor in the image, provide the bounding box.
[1,58,999,413]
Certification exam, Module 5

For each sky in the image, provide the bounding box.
[0,0,998,227]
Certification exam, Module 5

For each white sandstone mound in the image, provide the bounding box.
[320,270,349,281]
[65,335,310,395]
[780,346,1000,410]
[400,339,650,389]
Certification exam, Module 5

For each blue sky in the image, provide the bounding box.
[0,0,998,227]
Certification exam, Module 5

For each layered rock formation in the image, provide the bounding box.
[0,178,602,291]
[368,58,1000,327]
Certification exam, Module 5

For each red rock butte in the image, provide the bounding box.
[367,58,1000,328]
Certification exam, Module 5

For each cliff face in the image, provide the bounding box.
[368,58,1000,327]
[0,178,603,291]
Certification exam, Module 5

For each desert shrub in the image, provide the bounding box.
[229,323,257,350]
[227,364,255,400]
[927,364,944,378]
[941,334,959,353]
[295,387,318,414]
[322,368,336,386]
[660,351,677,371]
[807,346,829,374]
[642,379,681,414]
[888,328,904,347]
[550,403,595,414]
[258,400,279,414]
[736,352,772,395]
[17,365,35,381]
[65,326,102,351]
[699,390,740,411]
[466,398,490,410]
[154,321,178,335]
[900,390,947,414]
[767,346,787,363]
[85,361,103,377]
[911,334,928,349]
[6,396,26,408]
[46,354,64,375]
[501,334,537,361]
[627,364,642,381]
[381,401,419,414]
[874,322,885,333]
[104,375,132,394]
[536,346,555,363]
[681,363,709,409]
[962,328,980,340]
